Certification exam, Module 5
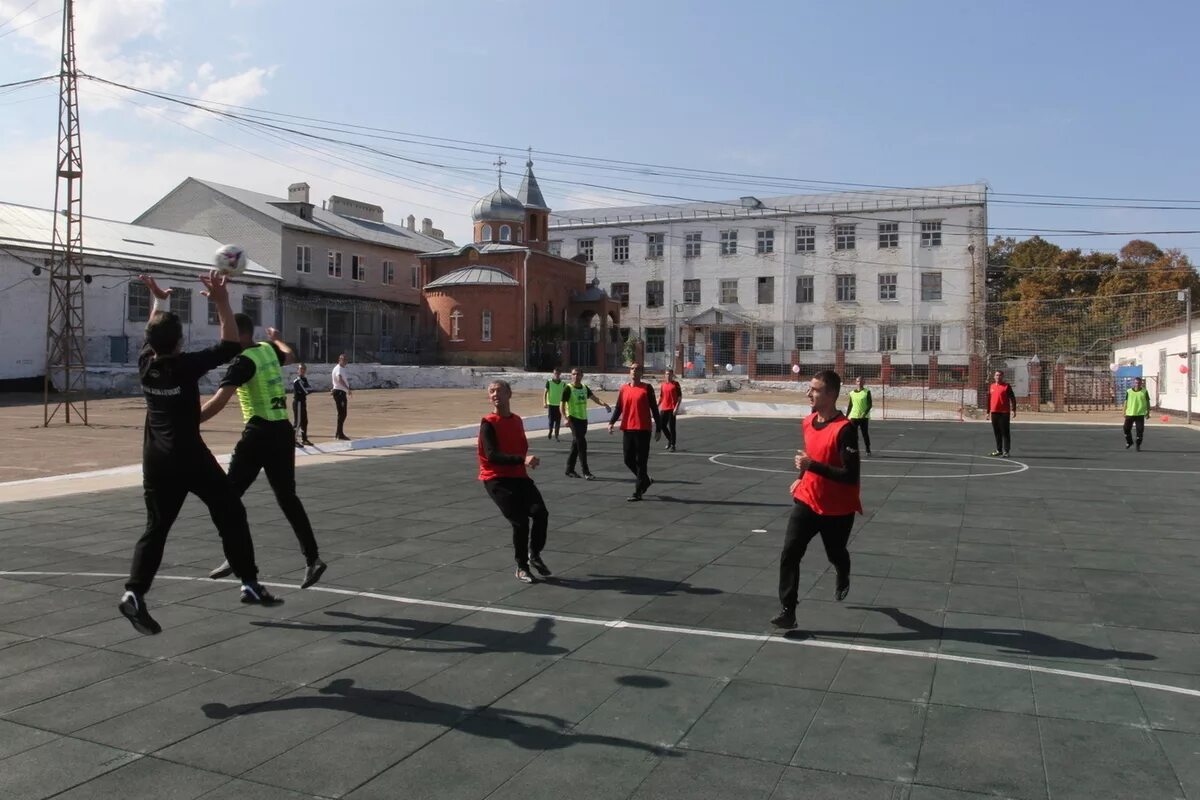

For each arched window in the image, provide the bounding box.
[481,310,493,342]
[500,224,512,242]
[450,309,463,341]
[480,224,492,241]
[515,226,523,243]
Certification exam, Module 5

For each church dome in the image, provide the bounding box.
[471,187,526,223]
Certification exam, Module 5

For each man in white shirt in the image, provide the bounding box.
[331,353,351,440]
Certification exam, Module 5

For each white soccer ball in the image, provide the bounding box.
[214,244,247,275]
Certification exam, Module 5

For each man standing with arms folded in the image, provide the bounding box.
[608,363,662,502]
[561,367,610,480]
[772,369,862,629]
[658,368,683,452]
[1123,376,1151,451]
[478,380,551,584]
[845,375,873,457]
[199,317,327,590]
[544,367,567,441]
[121,271,278,635]
[987,370,1017,457]
[331,353,351,440]
[292,363,313,447]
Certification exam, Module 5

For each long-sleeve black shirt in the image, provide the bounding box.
[802,416,861,485]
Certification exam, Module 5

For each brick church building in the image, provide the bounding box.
[419,159,621,368]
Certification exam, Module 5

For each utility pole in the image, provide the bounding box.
[43,0,87,426]
[1183,289,1193,425]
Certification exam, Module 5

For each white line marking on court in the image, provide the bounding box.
[2,570,1195,701]
[1030,465,1200,476]
[709,449,1030,479]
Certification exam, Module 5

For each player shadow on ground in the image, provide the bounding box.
[654,496,790,508]
[788,606,1156,661]
[546,573,722,597]
[202,678,677,756]
[250,613,568,655]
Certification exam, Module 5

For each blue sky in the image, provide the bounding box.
[1,0,1198,252]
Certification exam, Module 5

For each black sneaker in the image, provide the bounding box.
[530,555,552,576]
[626,493,642,502]
[583,473,596,481]
[1002,451,1010,458]
[515,567,534,584]
[835,570,851,602]
[1125,441,1133,449]
[1136,443,1141,451]
[301,439,314,446]
[301,559,327,589]
[240,583,283,605]
[989,450,1002,457]
[209,560,234,580]
[119,591,162,635]
[770,608,796,629]
[565,470,581,479]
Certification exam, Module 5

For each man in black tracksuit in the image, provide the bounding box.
[292,364,313,446]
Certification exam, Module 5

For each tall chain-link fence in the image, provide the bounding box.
[279,293,436,366]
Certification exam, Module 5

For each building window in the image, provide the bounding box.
[684,231,702,258]
[500,225,512,242]
[794,324,814,351]
[382,260,395,285]
[410,266,419,289]
[795,225,815,253]
[578,238,594,261]
[207,299,219,325]
[835,274,857,302]
[834,224,856,251]
[756,229,775,254]
[646,280,664,308]
[127,282,151,322]
[613,235,630,263]
[756,328,775,352]
[795,275,814,304]
[921,271,943,301]
[878,324,898,352]
[328,250,342,278]
[720,230,738,256]
[481,310,493,342]
[757,276,774,304]
[481,224,492,241]
[450,309,463,341]
[920,323,942,353]
[683,278,701,304]
[296,245,311,273]
[645,327,665,354]
[921,220,943,247]
[836,323,856,352]
[242,295,261,326]
[170,288,192,324]
[646,233,664,259]
[548,240,562,256]
[719,278,738,304]
[878,273,898,301]
[878,222,899,249]
[351,255,366,282]
[611,282,629,308]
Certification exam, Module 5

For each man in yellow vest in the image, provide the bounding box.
[845,376,873,456]
[1123,376,1151,452]
[200,314,326,589]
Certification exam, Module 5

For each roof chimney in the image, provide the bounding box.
[406,214,416,231]
[421,217,433,235]
[288,182,310,204]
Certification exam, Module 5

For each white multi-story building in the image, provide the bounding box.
[548,184,987,377]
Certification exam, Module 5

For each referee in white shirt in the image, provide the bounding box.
[331,353,352,440]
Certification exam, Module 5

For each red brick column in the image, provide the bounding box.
[1029,365,1042,413]
[1052,362,1065,412]
[835,349,845,376]
[881,353,892,385]
[928,355,939,388]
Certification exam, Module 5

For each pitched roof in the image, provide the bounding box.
[420,242,530,258]
[517,160,548,210]
[191,179,452,252]
[0,202,277,281]
[425,266,519,289]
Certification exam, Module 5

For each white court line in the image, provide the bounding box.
[709,449,1030,480]
[1030,465,1200,476]
[2,570,1195,701]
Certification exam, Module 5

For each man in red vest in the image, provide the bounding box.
[772,369,862,629]
[658,368,683,452]
[987,370,1017,457]
[478,380,550,584]
[608,363,662,501]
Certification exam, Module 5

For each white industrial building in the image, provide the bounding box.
[548,184,987,377]
[0,202,279,385]
[1112,315,1198,415]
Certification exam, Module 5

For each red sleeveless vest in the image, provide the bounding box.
[794,413,863,515]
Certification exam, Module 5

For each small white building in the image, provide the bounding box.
[1112,315,1198,414]
[0,202,279,384]
[549,185,987,376]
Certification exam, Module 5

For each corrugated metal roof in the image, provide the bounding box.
[549,183,987,228]
[421,242,530,258]
[471,187,526,223]
[193,179,454,252]
[425,266,519,289]
[0,202,278,281]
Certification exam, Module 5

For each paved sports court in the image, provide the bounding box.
[0,417,1198,799]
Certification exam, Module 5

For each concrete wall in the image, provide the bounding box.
[551,200,986,367]
[1114,323,1198,414]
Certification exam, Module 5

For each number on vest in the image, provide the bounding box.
[270,396,287,410]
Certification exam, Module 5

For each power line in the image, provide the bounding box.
[0,7,57,40]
